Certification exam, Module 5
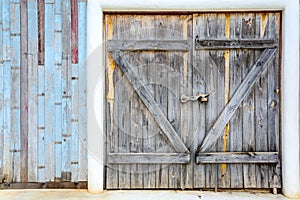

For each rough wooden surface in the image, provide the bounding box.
[105,13,281,190]
[0,0,88,184]
[196,152,279,164]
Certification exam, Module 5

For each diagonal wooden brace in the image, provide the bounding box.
[199,48,277,152]
[109,50,189,153]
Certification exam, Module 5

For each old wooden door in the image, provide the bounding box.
[104,13,281,190]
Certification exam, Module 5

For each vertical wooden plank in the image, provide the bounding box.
[215,13,229,189]
[10,2,21,182]
[38,0,44,65]
[71,0,78,64]
[37,70,45,182]
[242,13,257,189]
[105,14,118,189]
[37,0,45,182]
[0,0,3,175]
[140,16,156,189]
[180,14,193,189]
[27,0,39,182]
[3,0,12,182]
[70,0,80,181]
[193,13,206,188]
[20,0,28,183]
[228,13,243,188]
[78,0,87,181]
[204,13,218,189]
[154,15,172,189]
[254,13,269,188]
[267,12,281,189]
[127,15,144,189]
[143,51,156,189]
[54,0,62,182]
[61,0,72,181]
[44,2,55,181]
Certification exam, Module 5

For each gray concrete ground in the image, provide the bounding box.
[0,190,294,200]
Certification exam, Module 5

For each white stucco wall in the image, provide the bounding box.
[87,0,300,198]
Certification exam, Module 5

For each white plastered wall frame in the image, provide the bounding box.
[86,0,300,198]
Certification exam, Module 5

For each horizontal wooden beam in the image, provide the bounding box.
[108,153,190,164]
[195,38,277,49]
[107,40,189,51]
[196,152,279,164]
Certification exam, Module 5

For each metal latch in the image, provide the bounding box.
[181,93,210,103]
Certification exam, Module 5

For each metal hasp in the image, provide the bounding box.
[181,93,209,103]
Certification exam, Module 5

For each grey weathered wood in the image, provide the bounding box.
[267,13,281,189]
[192,13,207,188]
[228,13,243,189]
[254,13,270,189]
[108,153,190,164]
[196,152,279,164]
[109,50,189,154]
[107,40,189,51]
[20,0,28,183]
[199,48,277,152]
[195,38,277,49]
[241,13,257,188]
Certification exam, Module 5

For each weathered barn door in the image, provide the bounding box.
[104,13,281,190]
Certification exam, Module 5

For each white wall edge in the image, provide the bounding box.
[87,0,300,197]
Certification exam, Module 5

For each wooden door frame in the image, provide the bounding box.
[86,0,300,198]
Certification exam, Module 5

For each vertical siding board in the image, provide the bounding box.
[0,0,2,63]
[70,0,79,181]
[71,0,78,64]
[44,3,55,181]
[54,0,62,181]
[0,0,3,173]
[78,1,87,181]
[0,0,3,175]
[20,0,29,182]
[2,0,11,182]
[38,0,44,65]
[27,0,39,182]
[10,2,21,182]
[37,64,45,182]
[71,63,79,182]
[0,62,3,179]
[37,0,45,182]
[61,0,72,179]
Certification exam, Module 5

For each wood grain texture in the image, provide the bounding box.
[107,40,189,51]
[108,153,190,164]
[105,13,281,190]
[196,152,279,164]
[27,0,39,182]
[109,50,189,154]
[20,0,28,183]
[199,48,277,153]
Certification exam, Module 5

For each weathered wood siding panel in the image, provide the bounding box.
[0,0,87,184]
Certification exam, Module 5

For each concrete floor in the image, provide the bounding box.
[0,190,293,200]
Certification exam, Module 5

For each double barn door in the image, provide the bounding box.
[104,13,280,190]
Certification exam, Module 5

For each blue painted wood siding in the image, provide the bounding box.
[0,0,87,183]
